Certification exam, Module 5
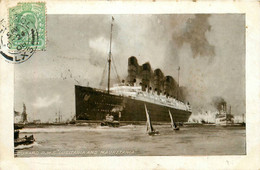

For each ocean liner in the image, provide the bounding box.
[75,17,192,123]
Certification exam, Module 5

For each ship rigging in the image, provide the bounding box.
[107,16,114,94]
[99,16,121,92]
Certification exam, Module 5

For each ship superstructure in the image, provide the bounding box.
[109,84,191,112]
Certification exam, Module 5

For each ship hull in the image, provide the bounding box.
[75,85,192,123]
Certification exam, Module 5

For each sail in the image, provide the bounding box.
[168,110,174,128]
[145,104,154,132]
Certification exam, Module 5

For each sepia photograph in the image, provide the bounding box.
[1,1,260,169]
[6,6,246,157]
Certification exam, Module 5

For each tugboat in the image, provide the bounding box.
[169,110,180,130]
[215,104,234,126]
[100,114,120,127]
[145,104,159,136]
[14,124,35,147]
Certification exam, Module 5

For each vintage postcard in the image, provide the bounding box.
[0,0,259,169]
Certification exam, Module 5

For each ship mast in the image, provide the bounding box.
[107,16,114,94]
[177,66,180,100]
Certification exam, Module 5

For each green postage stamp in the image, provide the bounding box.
[8,2,46,50]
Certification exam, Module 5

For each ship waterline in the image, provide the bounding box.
[75,85,192,123]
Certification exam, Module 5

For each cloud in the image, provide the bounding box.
[33,95,62,108]
[89,36,109,54]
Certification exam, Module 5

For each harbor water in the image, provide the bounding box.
[15,124,246,157]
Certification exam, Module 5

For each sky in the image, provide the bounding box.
[14,14,245,123]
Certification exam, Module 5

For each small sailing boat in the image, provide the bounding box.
[144,104,159,136]
[169,110,179,130]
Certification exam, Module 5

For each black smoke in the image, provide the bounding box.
[212,96,226,112]
[175,14,215,59]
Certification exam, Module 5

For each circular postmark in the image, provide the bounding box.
[0,16,38,64]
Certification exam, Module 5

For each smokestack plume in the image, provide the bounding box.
[212,96,227,112]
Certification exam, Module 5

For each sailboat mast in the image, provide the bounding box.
[177,66,180,100]
[107,16,114,94]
